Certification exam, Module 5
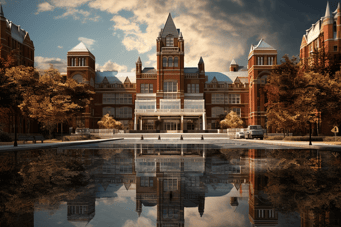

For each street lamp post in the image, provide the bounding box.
[309,121,312,146]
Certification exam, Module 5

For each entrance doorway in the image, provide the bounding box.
[163,120,180,132]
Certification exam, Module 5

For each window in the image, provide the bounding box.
[163,57,167,67]
[103,93,115,104]
[141,177,153,187]
[334,46,338,52]
[164,81,177,92]
[334,22,337,39]
[116,107,132,118]
[257,57,263,65]
[211,107,224,118]
[232,108,241,117]
[68,205,87,215]
[187,84,199,93]
[103,107,115,116]
[228,94,241,104]
[164,179,177,191]
[160,100,180,109]
[168,57,173,67]
[78,58,81,66]
[174,57,178,67]
[116,94,132,104]
[166,36,174,47]
[267,57,274,65]
[212,93,224,104]
[141,84,153,93]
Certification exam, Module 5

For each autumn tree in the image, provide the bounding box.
[19,66,94,138]
[97,114,123,129]
[219,111,244,129]
[0,49,39,145]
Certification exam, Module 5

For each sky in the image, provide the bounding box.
[1,0,337,73]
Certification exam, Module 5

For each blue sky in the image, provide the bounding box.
[2,0,336,73]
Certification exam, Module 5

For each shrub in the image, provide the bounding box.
[0,132,12,142]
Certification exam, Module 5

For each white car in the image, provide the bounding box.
[235,131,245,139]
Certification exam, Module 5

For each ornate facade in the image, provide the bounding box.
[67,14,277,131]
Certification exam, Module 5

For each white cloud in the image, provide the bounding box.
[96,60,128,72]
[34,56,67,73]
[122,217,154,227]
[78,37,96,50]
[36,2,55,14]
[58,46,63,49]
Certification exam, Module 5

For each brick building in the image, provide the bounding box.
[0,4,34,66]
[67,13,277,131]
[0,4,36,134]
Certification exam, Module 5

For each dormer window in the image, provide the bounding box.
[166,35,174,47]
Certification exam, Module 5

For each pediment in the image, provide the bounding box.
[124,76,131,84]
[102,77,109,84]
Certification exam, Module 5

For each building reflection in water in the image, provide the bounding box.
[4,145,341,226]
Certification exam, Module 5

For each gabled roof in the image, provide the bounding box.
[230,59,237,65]
[69,42,90,52]
[161,13,179,38]
[96,71,136,84]
[124,77,131,84]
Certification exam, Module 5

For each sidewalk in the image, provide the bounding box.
[236,138,341,151]
[0,138,123,152]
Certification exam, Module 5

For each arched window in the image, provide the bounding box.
[168,57,173,67]
[166,36,174,46]
[72,74,83,83]
[174,57,178,67]
[163,57,167,67]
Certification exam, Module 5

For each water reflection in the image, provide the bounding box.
[0,145,340,226]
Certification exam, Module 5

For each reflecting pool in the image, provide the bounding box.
[0,142,340,226]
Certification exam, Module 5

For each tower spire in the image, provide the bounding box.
[325,1,331,18]
[0,3,4,17]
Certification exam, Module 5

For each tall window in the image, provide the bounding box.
[103,107,115,117]
[211,107,224,118]
[166,36,174,47]
[116,107,132,118]
[163,57,167,67]
[232,108,241,117]
[268,57,274,65]
[168,57,173,67]
[163,179,177,191]
[174,57,178,67]
[116,94,132,104]
[212,93,224,104]
[228,94,241,104]
[141,84,153,93]
[257,57,263,65]
[334,22,337,39]
[103,93,115,104]
[187,84,199,93]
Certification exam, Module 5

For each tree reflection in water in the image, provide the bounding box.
[264,149,341,226]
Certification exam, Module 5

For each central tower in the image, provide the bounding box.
[156,13,185,107]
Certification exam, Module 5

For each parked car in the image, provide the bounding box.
[235,131,245,139]
[245,125,264,140]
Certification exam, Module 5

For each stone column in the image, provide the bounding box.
[181,115,184,131]
[140,118,143,130]
[202,113,206,130]
[134,115,137,130]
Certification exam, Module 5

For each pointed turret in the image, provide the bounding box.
[136,56,142,64]
[198,56,204,64]
[198,56,205,73]
[230,58,239,72]
[179,31,183,39]
[324,1,331,19]
[0,3,4,17]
